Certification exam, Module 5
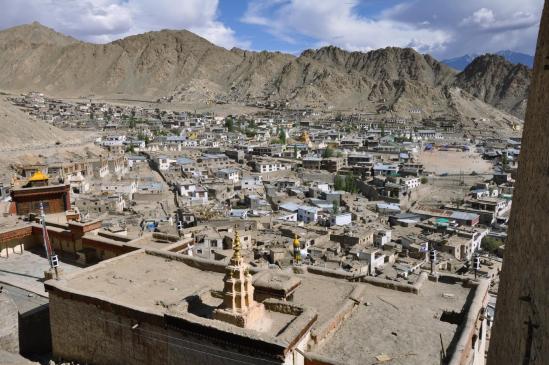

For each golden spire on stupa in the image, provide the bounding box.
[293,234,301,265]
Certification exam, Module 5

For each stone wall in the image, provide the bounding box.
[487,3,549,364]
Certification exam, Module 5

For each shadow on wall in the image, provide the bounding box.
[19,303,52,357]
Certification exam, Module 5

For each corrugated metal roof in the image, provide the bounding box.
[451,211,479,221]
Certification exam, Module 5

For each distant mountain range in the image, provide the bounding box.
[442,51,534,71]
[0,22,531,126]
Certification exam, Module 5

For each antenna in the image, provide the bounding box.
[39,201,59,273]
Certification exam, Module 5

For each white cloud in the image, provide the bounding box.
[0,0,248,49]
[459,7,539,33]
[243,0,543,58]
[460,8,496,27]
[384,0,543,57]
[242,0,451,54]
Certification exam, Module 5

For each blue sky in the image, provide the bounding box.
[0,0,543,59]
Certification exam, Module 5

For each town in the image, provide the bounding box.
[0,90,517,364]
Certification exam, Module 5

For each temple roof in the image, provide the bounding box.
[29,171,49,182]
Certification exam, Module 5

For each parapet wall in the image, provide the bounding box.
[47,283,290,365]
[0,225,40,257]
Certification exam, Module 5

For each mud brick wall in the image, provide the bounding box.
[48,291,286,365]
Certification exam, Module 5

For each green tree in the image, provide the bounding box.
[278,128,287,144]
[332,200,340,214]
[225,117,235,132]
[344,173,358,193]
[501,154,509,169]
[293,145,298,158]
[420,176,428,184]
[137,132,151,146]
[334,175,345,191]
[323,146,335,158]
[334,174,358,193]
[481,237,503,253]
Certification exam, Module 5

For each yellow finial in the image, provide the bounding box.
[293,234,300,248]
[293,234,301,264]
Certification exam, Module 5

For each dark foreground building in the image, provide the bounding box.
[487,2,549,364]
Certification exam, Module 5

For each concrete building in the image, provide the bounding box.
[373,163,399,176]
[216,168,240,183]
[401,177,420,190]
[347,153,374,167]
[241,175,263,190]
[329,212,352,226]
[297,206,319,223]
[252,159,292,174]
[303,157,344,173]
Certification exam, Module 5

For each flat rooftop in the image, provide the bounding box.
[61,251,224,314]
[46,250,483,364]
[48,250,315,343]
[291,273,356,327]
[313,278,474,365]
[0,250,81,296]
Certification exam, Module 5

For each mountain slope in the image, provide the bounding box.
[0,23,244,97]
[0,95,70,151]
[261,46,459,115]
[455,55,531,118]
[0,22,530,120]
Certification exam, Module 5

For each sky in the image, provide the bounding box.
[0,0,544,59]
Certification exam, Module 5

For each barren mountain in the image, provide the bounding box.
[0,22,531,120]
[265,46,459,114]
[455,55,531,118]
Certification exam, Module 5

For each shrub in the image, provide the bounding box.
[481,237,502,253]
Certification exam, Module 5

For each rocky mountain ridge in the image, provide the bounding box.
[455,55,531,118]
[0,22,531,120]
